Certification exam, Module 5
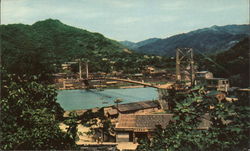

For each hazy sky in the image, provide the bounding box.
[1,0,249,42]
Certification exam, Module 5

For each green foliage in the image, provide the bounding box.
[77,49,172,74]
[0,19,124,75]
[134,25,249,56]
[137,86,250,151]
[197,38,249,87]
[1,19,172,75]
[64,112,80,141]
[0,72,77,150]
[78,108,114,139]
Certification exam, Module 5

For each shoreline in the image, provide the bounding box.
[63,99,159,117]
[58,85,149,90]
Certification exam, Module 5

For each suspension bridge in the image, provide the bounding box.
[82,77,169,89]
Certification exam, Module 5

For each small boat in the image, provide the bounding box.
[102,101,109,104]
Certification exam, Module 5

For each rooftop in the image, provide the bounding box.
[196,71,211,74]
[116,114,211,130]
[105,100,160,115]
[116,114,173,130]
[206,78,228,80]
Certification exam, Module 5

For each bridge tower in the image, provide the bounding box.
[78,59,89,79]
[176,48,195,87]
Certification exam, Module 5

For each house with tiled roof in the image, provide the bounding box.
[115,114,211,143]
[104,100,161,118]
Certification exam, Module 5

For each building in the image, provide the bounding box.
[195,71,229,92]
[195,71,213,85]
[78,144,117,151]
[196,71,213,79]
[104,100,161,119]
[205,78,229,92]
[61,62,77,70]
[115,114,211,143]
[144,66,155,74]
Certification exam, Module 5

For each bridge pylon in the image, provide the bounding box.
[176,48,195,87]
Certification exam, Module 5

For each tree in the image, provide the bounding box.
[78,108,115,142]
[136,86,250,151]
[0,72,77,150]
[114,98,123,111]
[64,112,80,142]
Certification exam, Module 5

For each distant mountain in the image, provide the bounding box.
[133,25,250,56]
[1,19,170,75]
[1,19,126,75]
[120,40,137,49]
[120,38,160,50]
[2,19,125,59]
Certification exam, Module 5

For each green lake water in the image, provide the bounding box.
[57,87,158,110]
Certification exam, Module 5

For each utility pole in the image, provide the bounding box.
[79,60,82,79]
[85,61,89,79]
[190,49,195,87]
[175,48,195,87]
[176,48,181,81]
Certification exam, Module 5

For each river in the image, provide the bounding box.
[57,87,159,110]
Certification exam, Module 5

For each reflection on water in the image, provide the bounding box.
[57,87,158,110]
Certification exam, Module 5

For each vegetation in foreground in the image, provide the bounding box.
[0,71,78,150]
[136,87,250,151]
[0,19,249,150]
[197,37,249,88]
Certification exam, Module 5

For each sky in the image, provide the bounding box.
[1,0,249,42]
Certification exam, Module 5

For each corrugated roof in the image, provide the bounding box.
[105,100,159,116]
[117,100,159,112]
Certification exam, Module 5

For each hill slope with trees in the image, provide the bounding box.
[197,37,249,87]
[1,19,171,75]
[127,25,249,56]
[1,19,126,75]
[120,38,160,50]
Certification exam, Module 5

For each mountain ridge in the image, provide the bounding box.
[1,19,127,75]
[120,24,250,56]
[120,38,160,50]
[1,18,125,58]
[1,18,171,75]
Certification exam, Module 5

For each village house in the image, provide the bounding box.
[61,62,77,70]
[115,114,211,143]
[205,78,229,92]
[104,100,161,119]
[143,66,155,74]
[195,71,213,85]
[196,71,213,79]
[195,71,229,92]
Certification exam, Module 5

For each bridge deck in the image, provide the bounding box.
[83,77,172,89]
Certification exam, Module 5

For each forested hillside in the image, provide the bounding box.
[129,25,249,56]
[1,19,172,77]
[1,19,125,76]
[120,38,160,50]
[197,37,249,87]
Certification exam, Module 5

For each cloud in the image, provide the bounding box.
[113,17,141,25]
[1,0,248,42]
[160,1,188,11]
